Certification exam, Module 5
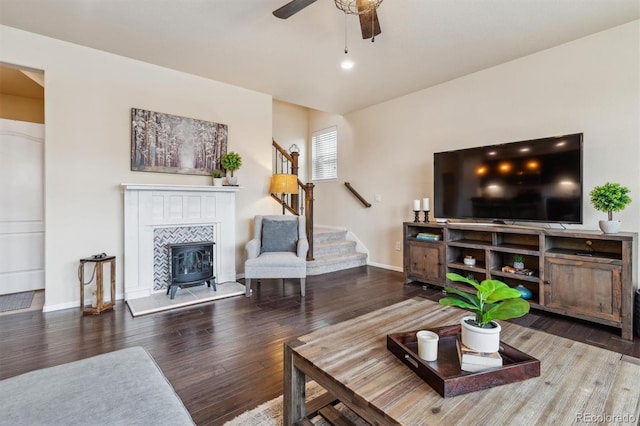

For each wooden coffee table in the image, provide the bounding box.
[284,297,640,425]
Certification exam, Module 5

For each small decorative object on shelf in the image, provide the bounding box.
[463,255,476,266]
[501,266,535,276]
[221,151,242,185]
[413,199,421,222]
[416,232,440,241]
[513,254,525,270]
[515,284,533,300]
[589,182,632,234]
[423,198,430,222]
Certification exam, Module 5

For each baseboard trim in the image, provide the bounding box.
[367,262,402,273]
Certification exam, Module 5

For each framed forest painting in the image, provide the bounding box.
[131,108,228,175]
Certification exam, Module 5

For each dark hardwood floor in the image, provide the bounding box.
[1,266,638,425]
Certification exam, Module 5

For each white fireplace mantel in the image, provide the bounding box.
[122,183,240,300]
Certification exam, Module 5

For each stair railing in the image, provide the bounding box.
[344,182,372,208]
[272,140,315,260]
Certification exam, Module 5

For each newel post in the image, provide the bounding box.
[304,182,315,261]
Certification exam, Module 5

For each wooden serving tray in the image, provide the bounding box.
[387,324,540,398]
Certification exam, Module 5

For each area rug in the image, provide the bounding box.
[126,281,245,316]
[0,291,34,313]
[224,381,369,426]
[0,346,194,426]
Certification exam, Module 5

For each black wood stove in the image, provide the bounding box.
[167,241,216,299]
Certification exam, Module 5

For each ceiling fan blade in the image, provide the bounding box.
[357,1,382,39]
[273,0,318,19]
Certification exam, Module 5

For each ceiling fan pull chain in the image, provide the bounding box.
[371,10,375,42]
[344,13,349,53]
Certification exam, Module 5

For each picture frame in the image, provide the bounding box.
[131,108,227,175]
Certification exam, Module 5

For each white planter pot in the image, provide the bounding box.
[460,316,501,353]
[212,178,223,187]
[227,176,238,186]
[599,220,621,234]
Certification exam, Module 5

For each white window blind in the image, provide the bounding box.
[311,126,337,181]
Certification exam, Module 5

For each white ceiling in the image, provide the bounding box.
[0,0,638,114]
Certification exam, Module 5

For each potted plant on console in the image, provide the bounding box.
[221,151,242,185]
[439,273,530,353]
[589,182,631,234]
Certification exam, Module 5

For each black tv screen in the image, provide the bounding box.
[433,133,583,223]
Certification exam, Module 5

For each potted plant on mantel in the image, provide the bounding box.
[589,182,632,234]
[439,273,530,353]
[211,170,224,187]
[221,151,242,185]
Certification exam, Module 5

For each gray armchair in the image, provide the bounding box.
[244,215,308,297]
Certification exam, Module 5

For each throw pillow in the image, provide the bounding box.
[261,219,298,253]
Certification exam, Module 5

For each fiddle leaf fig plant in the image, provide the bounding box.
[589,182,631,221]
[439,273,530,328]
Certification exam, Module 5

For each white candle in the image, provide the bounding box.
[413,199,420,211]
[423,198,430,211]
[417,330,439,361]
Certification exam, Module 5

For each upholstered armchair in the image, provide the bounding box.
[244,215,308,297]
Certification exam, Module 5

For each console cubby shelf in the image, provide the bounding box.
[403,222,636,341]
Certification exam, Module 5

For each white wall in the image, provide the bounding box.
[273,100,310,183]
[0,25,276,310]
[310,21,640,274]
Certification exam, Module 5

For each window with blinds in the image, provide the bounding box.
[311,126,337,181]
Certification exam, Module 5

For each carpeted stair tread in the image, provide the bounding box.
[313,227,348,243]
[313,239,357,257]
[307,252,367,276]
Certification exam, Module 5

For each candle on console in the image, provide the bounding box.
[413,199,421,211]
[423,198,430,211]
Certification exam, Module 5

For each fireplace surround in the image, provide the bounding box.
[122,184,239,300]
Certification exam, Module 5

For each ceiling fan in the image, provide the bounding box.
[273,0,382,40]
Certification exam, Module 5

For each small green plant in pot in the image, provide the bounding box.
[221,151,242,185]
[211,169,224,186]
[439,272,530,352]
[589,182,631,234]
[513,254,524,270]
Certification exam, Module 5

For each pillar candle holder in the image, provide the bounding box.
[423,210,430,223]
[413,210,420,223]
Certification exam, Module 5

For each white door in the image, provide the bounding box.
[0,118,44,295]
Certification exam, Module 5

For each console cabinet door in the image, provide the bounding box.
[544,257,622,323]
[407,242,444,285]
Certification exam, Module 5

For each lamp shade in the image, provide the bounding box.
[270,174,299,194]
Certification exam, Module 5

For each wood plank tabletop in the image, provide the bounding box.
[287,297,640,425]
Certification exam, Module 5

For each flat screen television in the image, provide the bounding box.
[433,133,583,224]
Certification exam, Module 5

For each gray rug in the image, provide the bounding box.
[0,346,194,426]
[0,291,34,313]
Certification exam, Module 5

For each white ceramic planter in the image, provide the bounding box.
[227,176,238,186]
[599,220,621,234]
[460,316,501,353]
[212,178,223,187]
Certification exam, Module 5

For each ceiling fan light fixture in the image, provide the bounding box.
[341,57,355,70]
[334,0,382,15]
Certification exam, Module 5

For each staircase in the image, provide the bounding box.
[271,140,368,274]
[307,226,368,275]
